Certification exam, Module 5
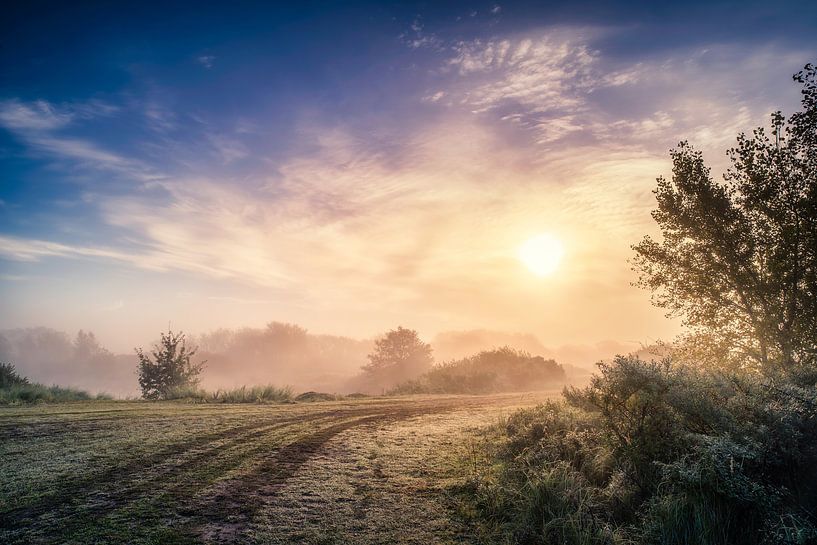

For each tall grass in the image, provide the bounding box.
[0,383,109,405]
[162,384,293,403]
[0,362,107,405]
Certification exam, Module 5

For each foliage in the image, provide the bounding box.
[293,391,341,402]
[392,346,566,394]
[361,326,433,389]
[136,330,205,400]
[0,362,29,388]
[632,63,817,375]
[468,357,817,544]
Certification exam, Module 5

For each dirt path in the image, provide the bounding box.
[0,393,552,544]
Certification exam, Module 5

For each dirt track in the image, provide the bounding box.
[0,393,552,544]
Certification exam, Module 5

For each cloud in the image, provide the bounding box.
[0,98,118,131]
[423,91,446,103]
[207,133,249,163]
[400,17,443,50]
[197,55,216,69]
[0,235,139,263]
[438,33,633,143]
[429,33,803,152]
[0,98,154,178]
[0,99,73,131]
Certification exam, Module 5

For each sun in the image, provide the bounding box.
[518,233,564,277]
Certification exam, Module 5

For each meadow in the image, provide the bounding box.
[0,392,555,544]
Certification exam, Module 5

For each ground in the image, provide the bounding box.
[0,393,554,544]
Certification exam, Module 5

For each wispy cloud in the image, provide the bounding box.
[400,17,443,50]
[435,32,638,143]
[0,235,139,263]
[207,133,249,163]
[0,98,155,179]
[197,55,216,69]
[428,33,803,150]
[0,99,74,131]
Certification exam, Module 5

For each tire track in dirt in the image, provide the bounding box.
[193,402,467,544]
[0,408,372,529]
[3,396,511,544]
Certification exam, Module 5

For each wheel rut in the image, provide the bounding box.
[193,404,457,543]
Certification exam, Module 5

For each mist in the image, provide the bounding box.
[0,322,615,396]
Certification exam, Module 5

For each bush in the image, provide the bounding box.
[136,330,205,400]
[466,356,817,544]
[294,391,341,402]
[392,347,566,394]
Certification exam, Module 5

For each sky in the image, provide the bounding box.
[1,0,816,353]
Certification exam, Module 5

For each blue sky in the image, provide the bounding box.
[2,0,816,352]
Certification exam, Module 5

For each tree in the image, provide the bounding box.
[632,63,817,375]
[136,330,205,399]
[363,327,433,385]
[0,363,29,388]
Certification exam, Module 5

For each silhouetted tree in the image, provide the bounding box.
[136,330,205,399]
[363,326,433,385]
[0,363,29,388]
[73,330,111,361]
[632,63,817,374]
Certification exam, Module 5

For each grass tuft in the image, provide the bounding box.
[162,384,294,403]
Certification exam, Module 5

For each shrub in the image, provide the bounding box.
[136,330,205,400]
[392,347,565,394]
[466,356,817,544]
[294,391,340,402]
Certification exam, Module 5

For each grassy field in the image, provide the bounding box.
[0,393,554,544]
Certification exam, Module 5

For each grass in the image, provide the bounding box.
[0,393,548,544]
[0,383,109,405]
[0,363,110,406]
[161,385,359,403]
[163,384,295,403]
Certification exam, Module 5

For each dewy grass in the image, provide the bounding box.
[459,357,817,545]
[0,394,548,545]
[161,384,294,403]
[0,383,106,405]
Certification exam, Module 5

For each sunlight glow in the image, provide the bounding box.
[518,233,564,277]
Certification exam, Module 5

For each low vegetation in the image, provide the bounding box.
[160,384,295,403]
[0,362,104,405]
[392,347,566,394]
[464,357,817,544]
